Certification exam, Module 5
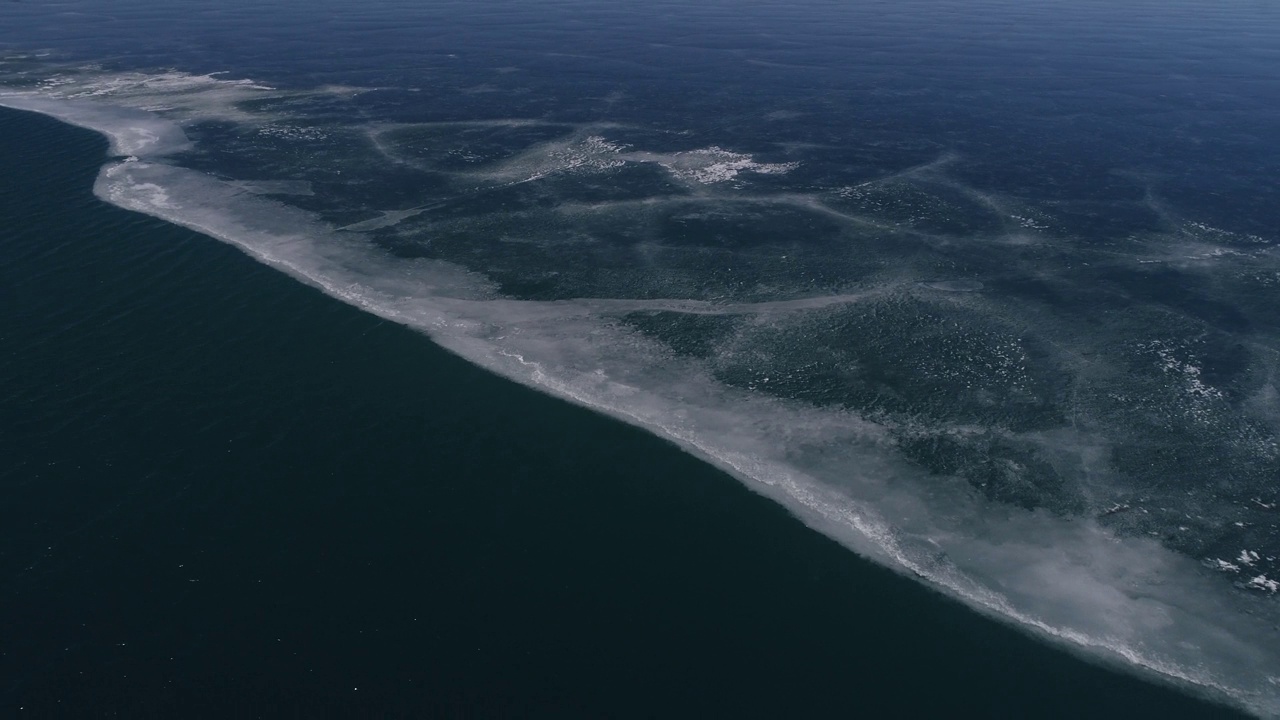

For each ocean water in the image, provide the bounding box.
[2,0,1279,716]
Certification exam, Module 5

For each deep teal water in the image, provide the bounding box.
[4,0,1280,713]
[0,108,1244,717]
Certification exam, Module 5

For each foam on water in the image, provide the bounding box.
[627,146,800,185]
[5,64,1280,716]
[0,94,189,156]
[0,67,295,155]
[370,122,801,190]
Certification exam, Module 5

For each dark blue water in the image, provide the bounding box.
[0,100,1240,720]
[3,0,1279,715]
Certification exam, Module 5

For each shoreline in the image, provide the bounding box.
[0,99,1269,717]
